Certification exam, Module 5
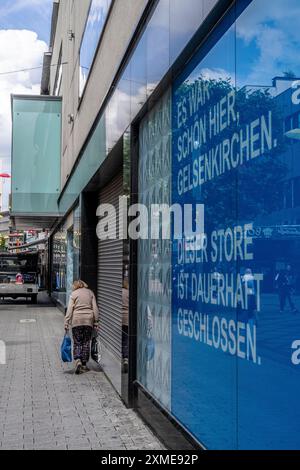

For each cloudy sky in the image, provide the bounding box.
[0,0,53,208]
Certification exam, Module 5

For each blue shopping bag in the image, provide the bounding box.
[61,333,72,363]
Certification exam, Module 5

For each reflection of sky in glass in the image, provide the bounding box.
[185,24,236,87]
[79,0,112,96]
[236,0,300,87]
[63,0,300,216]
[170,0,203,63]
[198,0,300,89]
[79,0,300,142]
[146,0,170,94]
[180,0,300,90]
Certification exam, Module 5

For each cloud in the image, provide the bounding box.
[236,0,300,85]
[236,0,300,43]
[0,29,47,207]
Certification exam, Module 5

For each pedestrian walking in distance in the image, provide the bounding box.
[64,280,99,374]
[275,265,298,314]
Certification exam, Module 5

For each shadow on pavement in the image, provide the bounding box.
[0,291,54,307]
[63,362,103,375]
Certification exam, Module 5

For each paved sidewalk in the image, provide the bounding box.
[0,296,164,450]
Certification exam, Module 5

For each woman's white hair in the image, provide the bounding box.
[73,280,88,290]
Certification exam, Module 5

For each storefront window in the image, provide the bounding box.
[172,6,237,449]
[138,0,300,450]
[66,229,74,304]
[51,228,67,307]
[73,204,81,281]
[235,0,300,450]
[51,205,81,308]
[138,89,172,410]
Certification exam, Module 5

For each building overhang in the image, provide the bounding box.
[10,214,61,231]
[11,95,62,231]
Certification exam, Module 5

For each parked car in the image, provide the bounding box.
[0,252,39,303]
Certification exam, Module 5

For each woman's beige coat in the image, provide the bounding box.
[64,287,99,329]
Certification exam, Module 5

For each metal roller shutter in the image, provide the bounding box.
[97,172,123,359]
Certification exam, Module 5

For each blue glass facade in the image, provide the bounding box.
[54,0,300,449]
[137,0,300,450]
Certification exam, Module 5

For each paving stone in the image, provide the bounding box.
[0,296,164,450]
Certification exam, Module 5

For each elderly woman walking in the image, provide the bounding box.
[64,280,99,374]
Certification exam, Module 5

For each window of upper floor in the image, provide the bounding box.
[79,0,113,99]
[53,45,63,96]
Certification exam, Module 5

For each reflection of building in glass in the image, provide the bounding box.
[239,76,300,292]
